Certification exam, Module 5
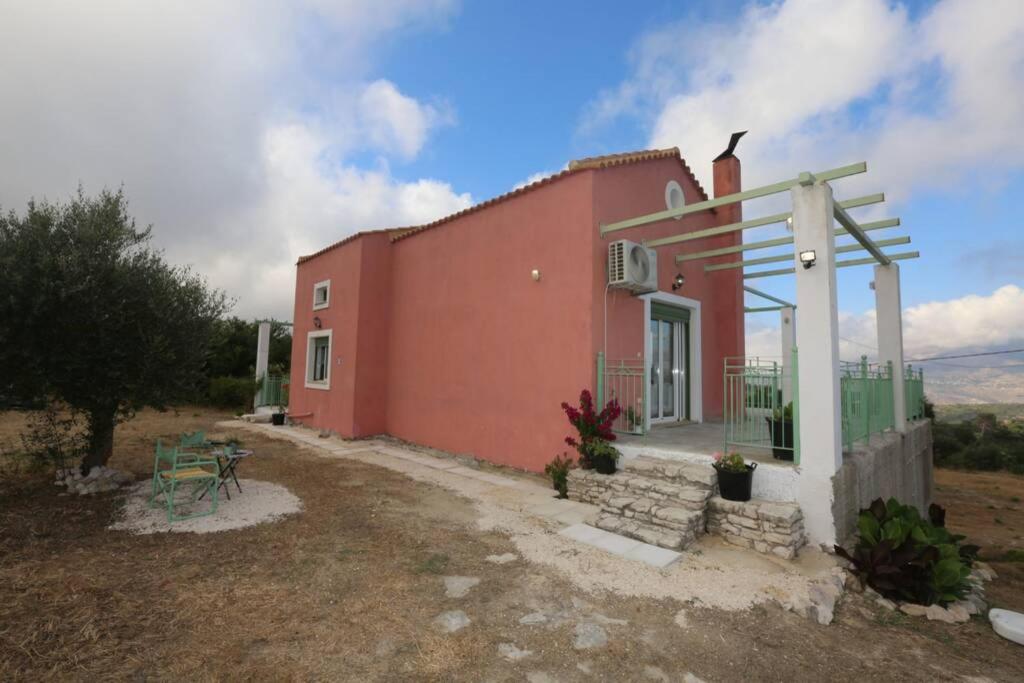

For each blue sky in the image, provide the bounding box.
[0,0,1021,386]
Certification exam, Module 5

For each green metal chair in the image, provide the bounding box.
[150,439,219,522]
[179,431,209,449]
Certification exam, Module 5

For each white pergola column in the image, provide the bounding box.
[792,181,843,548]
[780,306,796,405]
[254,321,271,409]
[874,263,907,431]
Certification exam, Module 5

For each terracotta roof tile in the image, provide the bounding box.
[296,147,710,261]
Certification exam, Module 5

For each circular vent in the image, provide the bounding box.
[628,244,651,283]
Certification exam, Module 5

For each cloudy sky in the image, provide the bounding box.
[1,0,1022,387]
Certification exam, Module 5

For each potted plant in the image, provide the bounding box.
[765,401,794,461]
[271,412,286,426]
[561,389,622,472]
[544,453,575,498]
[589,440,620,475]
[713,452,756,502]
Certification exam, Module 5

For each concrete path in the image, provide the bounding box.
[223,421,681,568]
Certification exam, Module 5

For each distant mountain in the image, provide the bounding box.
[921,363,1024,405]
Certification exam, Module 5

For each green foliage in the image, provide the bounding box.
[771,401,794,421]
[932,410,1024,474]
[208,376,259,410]
[206,317,291,378]
[835,498,979,606]
[713,451,748,473]
[586,440,620,470]
[18,404,89,474]
[0,188,228,468]
[544,453,575,498]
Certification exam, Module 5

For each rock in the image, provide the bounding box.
[876,598,897,611]
[972,562,997,582]
[485,553,517,564]
[519,612,549,626]
[674,609,689,629]
[924,604,961,624]
[808,581,842,625]
[433,610,470,633]
[683,674,707,683]
[899,603,927,617]
[442,576,480,598]
[966,592,987,614]
[497,642,532,661]
[573,622,608,650]
[592,613,628,626]
[643,665,671,681]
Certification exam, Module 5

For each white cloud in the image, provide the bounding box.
[583,0,1024,200]
[746,285,1024,360]
[0,0,465,319]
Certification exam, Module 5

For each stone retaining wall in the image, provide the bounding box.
[705,497,806,559]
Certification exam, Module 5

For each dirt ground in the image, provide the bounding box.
[1,409,1023,682]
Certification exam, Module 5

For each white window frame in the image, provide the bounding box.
[305,329,332,390]
[640,292,703,428]
[312,279,331,310]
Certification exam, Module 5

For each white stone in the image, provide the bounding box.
[433,610,470,633]
[899,603,928,617]
[485,553,517,565]
[573,622,608,650]
[497,642,533,661]
[924,604,960,624]
[519,612,549,626]
[442,576,480,598]
[989,608,1024,646]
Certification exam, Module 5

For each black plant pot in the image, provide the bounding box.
[593,455,617,475]
[765,417,794,460]
[271,413,286,426]
[715,463,756,502]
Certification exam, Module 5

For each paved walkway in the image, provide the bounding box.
[223,421,682,568]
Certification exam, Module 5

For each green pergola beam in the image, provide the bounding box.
[706,236,911,272]
[745,305,789,313]
[676,217,900,263]
[600,162,867,235]
[743,251,920,279]
[834,202,890,265]
[649,192,884,250]
[743,285,793,308]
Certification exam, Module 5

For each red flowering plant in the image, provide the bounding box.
[561,389,622,469]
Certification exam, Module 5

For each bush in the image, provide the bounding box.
[561,389,621,469]
[544,453,575,498]
[207,376,257,410]
[19,403,89,474]
[959,442,1004,471]
[835,497,979,606]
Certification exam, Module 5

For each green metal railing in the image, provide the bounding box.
[596,352,645,435]
[255,374,284,408]
[840,357,895,451]
[723,350,800,463]
[905,365,925,420]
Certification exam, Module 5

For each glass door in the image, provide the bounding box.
[649,309,689,423]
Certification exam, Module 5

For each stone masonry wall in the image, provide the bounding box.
[705,497,806,559]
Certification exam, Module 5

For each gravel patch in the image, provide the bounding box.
[231,422,836,614]
[108,479,302,535]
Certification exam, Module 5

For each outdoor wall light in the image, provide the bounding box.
[313,316,322,329]
[671,273,685,291]
[531,269,541,281]
[799,250,817,269]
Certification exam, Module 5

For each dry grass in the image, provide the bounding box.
[1,409,1024,682]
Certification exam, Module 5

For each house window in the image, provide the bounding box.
[313,280,330,310]
[305,330,332,389]
[665,180,685,220]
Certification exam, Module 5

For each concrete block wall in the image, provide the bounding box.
[832,419,934,546]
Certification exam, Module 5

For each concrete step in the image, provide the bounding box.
[592,513,698,551]
[619,456,717,491]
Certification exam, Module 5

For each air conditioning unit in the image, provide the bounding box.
[608,240,657,293]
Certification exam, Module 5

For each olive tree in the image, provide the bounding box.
[0,189,228,471]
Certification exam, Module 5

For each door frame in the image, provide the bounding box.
[641,292,702,430]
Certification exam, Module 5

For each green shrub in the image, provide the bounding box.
[835,497,979,606]
[959,443,1004,471]
[544,453,575,498]
[207,376,257,410]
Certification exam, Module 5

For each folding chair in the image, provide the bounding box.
[179,431,209,449]
[149,439,219,522]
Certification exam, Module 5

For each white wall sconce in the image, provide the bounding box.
[531,269,541,281]
[799,250,817,269]
[671,273,685,291]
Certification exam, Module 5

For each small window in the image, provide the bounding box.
[665,180,685,220]
[305,330,332,389]
[313,280,330,310]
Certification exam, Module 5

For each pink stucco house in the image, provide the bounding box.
[288,147,745,473]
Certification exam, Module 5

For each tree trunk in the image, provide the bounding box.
[82,409,115,474]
